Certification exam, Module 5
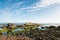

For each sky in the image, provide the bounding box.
[0,0,60,23]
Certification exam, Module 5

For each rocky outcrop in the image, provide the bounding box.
[0,35,32,40]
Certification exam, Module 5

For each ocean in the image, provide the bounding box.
[0,23,60,27]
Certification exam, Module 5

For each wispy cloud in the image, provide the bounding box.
[37,0,60,7]
[0,0,60,23]
[18,0,60,12]
[1,0,60,16]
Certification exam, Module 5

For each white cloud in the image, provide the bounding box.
[37,0,60,7]
[1,0,60,16]
[24,0,60,10]
[2,0,60,11]
[34,0,60,8]
[11,2,22,9]
[0,0,60,23]
[3,0,60,14]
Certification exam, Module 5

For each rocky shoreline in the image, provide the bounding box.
[0,35,32,40]
[0,23,60,40]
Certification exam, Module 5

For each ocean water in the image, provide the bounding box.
[0,23,60,27]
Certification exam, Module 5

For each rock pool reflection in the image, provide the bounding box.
[14,28,24,32]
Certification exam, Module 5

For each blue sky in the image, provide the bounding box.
[0,0,60,23]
